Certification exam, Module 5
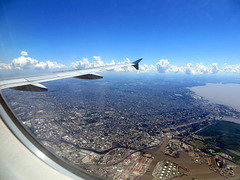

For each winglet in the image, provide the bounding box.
[132,58,143,70]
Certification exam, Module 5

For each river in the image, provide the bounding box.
[190,83,240,112]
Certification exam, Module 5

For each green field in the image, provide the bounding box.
[197,120,240,163]
[198,121,240,152]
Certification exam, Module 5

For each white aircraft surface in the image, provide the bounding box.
[0,59,142,180]
[0,58,142,92]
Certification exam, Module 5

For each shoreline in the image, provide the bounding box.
[222,116,240,125]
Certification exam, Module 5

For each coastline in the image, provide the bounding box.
[140,84,240,179]
[222,116,240,125]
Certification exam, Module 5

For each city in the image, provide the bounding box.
[2,75,240,179]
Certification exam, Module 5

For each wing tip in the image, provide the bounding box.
[132,58,143,70]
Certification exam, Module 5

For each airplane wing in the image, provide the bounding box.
[0,58,142,92]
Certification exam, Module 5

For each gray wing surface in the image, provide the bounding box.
[0,58,142,92]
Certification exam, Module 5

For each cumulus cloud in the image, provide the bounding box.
[155,59,232,75]
[139,64,156,72]
[221,64,240,73]
[156,59,170,73]
[71,57,135,72]
[116,58,135,72]
[20,51,28,56]
[210,63,219,74]
[156,59,186,73]
[0,51,66,71]
[0,63,12,70]
[11,55,38,70]
[187,62,221,74]
[168,64,185,73]
[1,51,240,75]
[35,61,66,70]
[185,63,194,74]
[70,58,93,69]
[93,56,105,67]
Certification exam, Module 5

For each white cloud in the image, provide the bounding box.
[191,62,224,74]
[222,64,240,73]
[1,51,240,75]
[156,59,186,74]
[93,56,105,67]
[196,63,209,74]
[115,58,135,72]
[71,57,135,72]
[167,64,185,73]
[11,55,38,70]
[186,62,211,74]
[222,65,232,73]
[70,58,93,69]
[35,61,66,70]
[139,64,156,72]
[20,51,28,56]
[1,51,66,71]
[156,59,170,73]
[185,63,194,74]
[0,63,12,70]
[210,63,219,74]
[155,60,232,75]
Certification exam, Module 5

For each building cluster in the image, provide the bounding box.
[2,79,240,179]
[152,160,183,180]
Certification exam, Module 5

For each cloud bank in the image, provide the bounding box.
[156,59,240,74]
[0,51,240,75]
[0,51,66,70]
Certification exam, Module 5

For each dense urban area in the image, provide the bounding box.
[3,75,240,179]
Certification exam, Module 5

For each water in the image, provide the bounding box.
[190,83,240,112]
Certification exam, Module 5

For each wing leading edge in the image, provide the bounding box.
[0,58,142,92]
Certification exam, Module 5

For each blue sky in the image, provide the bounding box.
[1,0,240,67]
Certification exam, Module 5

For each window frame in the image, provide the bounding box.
[0,92,102,180]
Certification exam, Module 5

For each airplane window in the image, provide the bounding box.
[1,1,240,180]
